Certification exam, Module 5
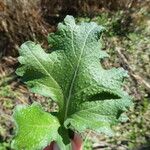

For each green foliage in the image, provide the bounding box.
[12,15,132,149]
[11,103,64,150]
[0,142,10,150]
[0,85,16,98]
[83,139,92,150]
[78,11,133,36]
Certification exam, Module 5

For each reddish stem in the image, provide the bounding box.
[44,133,83,150]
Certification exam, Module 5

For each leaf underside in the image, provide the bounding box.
[13,15,132,149]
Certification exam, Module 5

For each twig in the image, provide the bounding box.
[116,47,150,91]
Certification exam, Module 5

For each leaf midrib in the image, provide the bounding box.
[64,25,97,121]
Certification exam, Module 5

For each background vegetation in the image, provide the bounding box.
[0,0,150,149]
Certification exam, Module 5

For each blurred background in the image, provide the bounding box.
[0,0,150,149]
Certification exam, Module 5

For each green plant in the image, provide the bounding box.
[0,142,10,150]
[12,15,132,150]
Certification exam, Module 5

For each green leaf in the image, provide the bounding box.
[16,42,64,110]
[11,103,65,150]
[14,15,133,148]
[64,98,131,135]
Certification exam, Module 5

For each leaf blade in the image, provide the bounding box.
[15,15,133,145]
[11,103,64,150]
[16,42,64,109]
[65,97,132,136]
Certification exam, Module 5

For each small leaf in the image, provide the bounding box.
[11,103,64,150]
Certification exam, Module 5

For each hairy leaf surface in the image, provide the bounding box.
[13,15,132,149]
[11,103,65,150]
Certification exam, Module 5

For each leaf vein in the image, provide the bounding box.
[64,25,98,120]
